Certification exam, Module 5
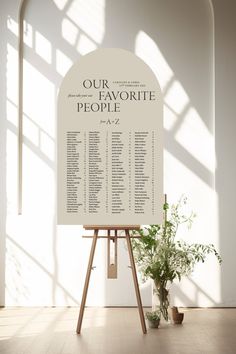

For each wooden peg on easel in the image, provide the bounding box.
[107,229,118,279]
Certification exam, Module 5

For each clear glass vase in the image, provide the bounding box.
[152,280,170,322]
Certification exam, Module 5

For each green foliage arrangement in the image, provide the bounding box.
[145,309,161,321]
[132,196,222,321]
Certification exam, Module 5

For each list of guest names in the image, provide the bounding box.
[66,130,157,218]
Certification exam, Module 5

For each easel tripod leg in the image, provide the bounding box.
[125,230,147,334]
[76,229,98,334]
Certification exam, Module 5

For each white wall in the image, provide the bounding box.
[0,0,235,307]
[213,0,236,306]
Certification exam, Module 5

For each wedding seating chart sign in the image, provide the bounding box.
[57,48,163,225]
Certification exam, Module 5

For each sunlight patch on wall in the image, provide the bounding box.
[23,114,39,146]
[6,45,18,214]
[135,30,173,90]
[175,107,215,173]
[7,16,18,37]
[56,225,107,306]
[7,44,18,104]
[56,49,73,76]
[165,80,189,115]
[6,130,18,213]
[173,265,221,307]
[6,221,54,306]
[40,131,55,162]
[35,31,52,64]
[23,59,55,137]
[66,0,105,44]
[23,21,33,48]
[163,104,178,131]
[6,99,17,127]
[77,33,97,55]
[22,144,55,213]
[164,148,219,252]
[52,0,69,10]
[62,18,79,46]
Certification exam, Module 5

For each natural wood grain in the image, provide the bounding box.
[76,229,98,333]
[107,230,118,279]
[1,308,236,354]
[82,235,141,238]
[125,229,147,334]
[83,225,140,230]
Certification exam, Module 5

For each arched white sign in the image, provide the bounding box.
[57,48,163,225]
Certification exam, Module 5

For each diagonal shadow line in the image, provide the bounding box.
[7,9,98,86]
[171,275,219,306]
[6,234,79,305]
[7,120,54,170]
[164,130,214,187]
[7,97,55,141]
[165,102,192,136]
[0,307,43,341]
[7,28,62,86]
[20,308,69,353]
[0,308,69,353]
[188,276,218,304]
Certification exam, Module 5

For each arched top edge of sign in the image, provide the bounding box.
[58,48,163,103]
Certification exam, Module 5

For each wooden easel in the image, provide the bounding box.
[76,225,147,334]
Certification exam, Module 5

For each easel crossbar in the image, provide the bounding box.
[83,225,140,230]
[82,235,141,239]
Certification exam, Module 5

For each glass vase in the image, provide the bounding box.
[152,280,170,322]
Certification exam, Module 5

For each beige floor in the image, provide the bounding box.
[0,307,236,354]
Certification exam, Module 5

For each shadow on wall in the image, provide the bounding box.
[103,0,214,186]
[2,0,221,307]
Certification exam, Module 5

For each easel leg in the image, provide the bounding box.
[76,229,98,334]
[125,230,147,334]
